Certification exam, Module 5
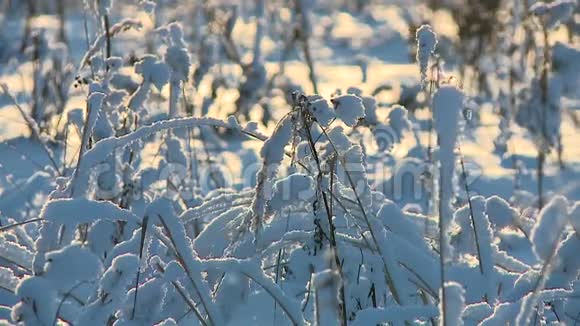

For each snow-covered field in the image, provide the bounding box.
[1,0,580,325]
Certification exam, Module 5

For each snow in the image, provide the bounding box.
[570,202,580,234]
[530,195,569,261]
[386,105,411,141]
[76,254,139,325]
[371,220,417,305]
[252,115,294,227]
[352,305,438,325]
[203,258,306,325]
[259,116,293,163]
[165,46,190,83]
[0,267,18,293]
[330,94,366,127]
[377,200,428,253]
[268,173,315,211]
[432,85,463,170]
[361,96,378,125]
[147,199,224,325]
[194,206,250,258]
[43,244,103,290]
[135,55,170,90]
[40,198,140,226]
[67,116,253,197]
[467,196,497,302]
[0,238,33,271]
[156,318,176,326]
[227,115,241,129]
[442,282,466,326]
[416,24,437,88]
[432,85,464,260]
[160,22,191,118]
[80,19,144,69]
[530,0,576,29]
[307,96,335,127]
[312,269,340,326]
[485,195,519,229]
[116,278,167,324]
[1,1,580,325]
[12,277,57,325]
[325,126,352,154]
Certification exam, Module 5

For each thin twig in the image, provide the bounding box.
[131,216,149,320]
[157,214,215,326]
[172,280,209,326]
[457,141,484,276]
[103,14,112,60]
[294,0,318,94]
[302,107,347,325]
[52,281,88,326]
[0,218,43,233]
[0,84,61,175]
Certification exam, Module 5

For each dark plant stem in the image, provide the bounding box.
[53,281,87,325]
[458,142,484,276]
[157,214,215,325]
[104,14,112,61]
[83,12,95,79]
[31,34,41,128]
[508,69,521,191]
[295,0,318,94]
[318,123,403,305]
[303,114,347,326]
[131,216,149,320]
[0,218,43,233]
[301,269,314,312]
[273,212,290,324]
[538,23,550,210]
[172,280,209,326]
[19,0,35,53]
[56,0,67,44]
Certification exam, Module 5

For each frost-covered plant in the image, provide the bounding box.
[427,0,502,92]
[2,2,580,326]
[159,22,191,119]
[2,83,449,325]
[514,0,576,209]
[416,24,437,89]
[432,84,464,325]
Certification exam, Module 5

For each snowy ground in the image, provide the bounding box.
[3,60,580,210]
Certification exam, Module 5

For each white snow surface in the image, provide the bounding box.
[331,94,366,127]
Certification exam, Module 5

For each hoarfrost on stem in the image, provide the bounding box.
[268,173,316,211]
[441,282,466,326]
[307,96,335,127]
[432,85,463,259]
[43,244,103,290]
[416,25,437,88]
[433,85,463,168]
[331,94,365,127]
[531,195,569,261]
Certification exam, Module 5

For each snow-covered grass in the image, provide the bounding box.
[1,0,580,325]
